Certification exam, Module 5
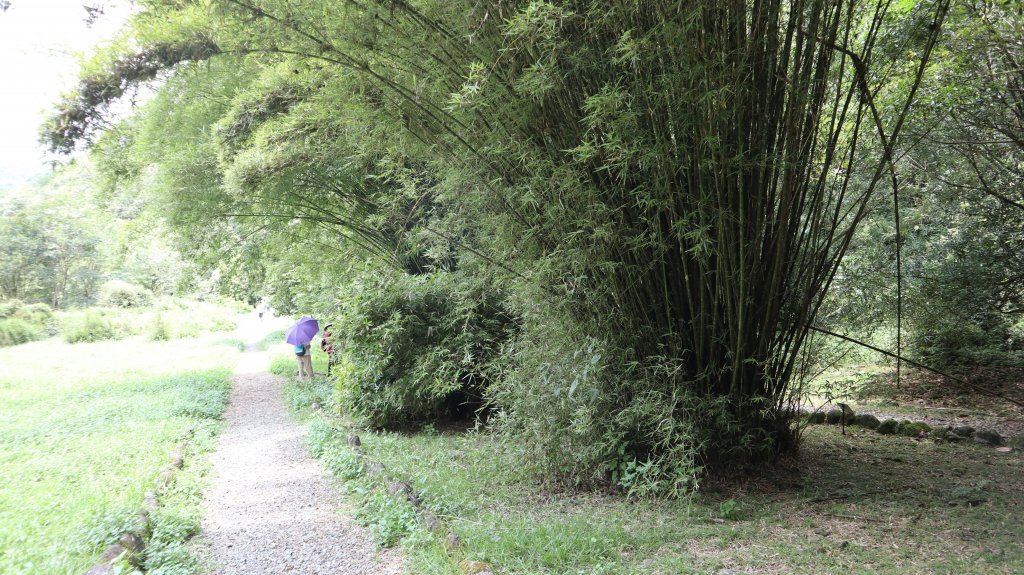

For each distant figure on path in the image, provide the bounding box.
[285,315,319,380]
[294,342,312,378]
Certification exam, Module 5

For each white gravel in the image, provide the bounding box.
[197,333,403,575]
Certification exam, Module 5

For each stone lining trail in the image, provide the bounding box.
[197,318,402,574]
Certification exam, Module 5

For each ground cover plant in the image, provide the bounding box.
[306,415,1023,574]
[0,332,239,574]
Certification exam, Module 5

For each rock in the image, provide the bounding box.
[853,413,880,429]
[807,411,826,424]
[945,433,968,443]
[119,532,144,554]
[83,564,114,575]
[838,403,855,422]
[973,429,1003,446]
[367,461,386,476]
[459,560,495,574]
[824,408,844,424]
[156,468,176,487]
[169,452,184,469]
[1008,435,1024,450]
[444,531,462,552]
[347,434,361,447]
[311,402,322,411]
[954,426,975,437]
[387,481,414,503]
[421,509,444,534]
[143,491,158,508]
[98,544,125,562]
[876,419,898,435]
[897,421,930,437]
[132,511,152,536]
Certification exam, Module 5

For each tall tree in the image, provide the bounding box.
[46,0,951,480]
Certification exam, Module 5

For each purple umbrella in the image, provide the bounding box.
[285,316,320,345]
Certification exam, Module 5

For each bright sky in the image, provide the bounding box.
[0,0,131,190]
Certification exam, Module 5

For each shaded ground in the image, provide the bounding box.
[337,420,1023,574]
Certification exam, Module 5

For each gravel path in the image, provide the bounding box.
[198,333,402,575]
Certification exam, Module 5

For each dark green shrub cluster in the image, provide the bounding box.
[98,280,154,308]
[333,270,513,428]
[0,300,52,346]
[0,299,25,319]
[0,318,40,347]
[62,311,117,343]
[13,302,53,324]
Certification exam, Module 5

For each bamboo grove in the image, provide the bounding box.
[45,0,953,487]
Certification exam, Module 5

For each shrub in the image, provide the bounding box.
[333,270,513,427]
[150,313,171,341]
[98,280,154,308]
[0,299,24,319]
[63,311,117,343]
[13,302,54,325]
[488,315,702,496]
[0,318,39,347]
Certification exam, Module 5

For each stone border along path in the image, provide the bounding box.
[196,316,403,575]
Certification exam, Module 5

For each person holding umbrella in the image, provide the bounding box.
[286,316,319,379]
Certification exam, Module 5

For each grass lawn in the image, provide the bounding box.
[0,334,240,575]
[282,377,1024,575]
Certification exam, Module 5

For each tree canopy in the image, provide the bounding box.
[46,0,1024,493]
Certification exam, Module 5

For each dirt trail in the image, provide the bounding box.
[197,314,402,574]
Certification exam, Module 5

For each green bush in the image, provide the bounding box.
[333,270,513,427]
[63,311,117,343]
[150,313,171,341]
[98,280,154,308]
[488,314,702,496]
[13,302,54,324]
[0,299,24,319]
[0,318,40,347]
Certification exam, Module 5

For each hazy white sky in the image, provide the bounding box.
[0,0,131,190]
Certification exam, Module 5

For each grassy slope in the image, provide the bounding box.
[0,335,239,575]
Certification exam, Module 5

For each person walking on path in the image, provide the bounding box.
[286,315,319,379]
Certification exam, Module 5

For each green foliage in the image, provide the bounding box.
[62,310,118,343]
[718,499,742,521]
[99,279,154,308]
[0,299,24,319]
[0,331,234,573]
[0,318,40,347]
[13,302,53,325]
[327,420,1024,574]
[53,0,956,490]
[150,313,171,341]
[334,270,513,427]
[358,488,421,547]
